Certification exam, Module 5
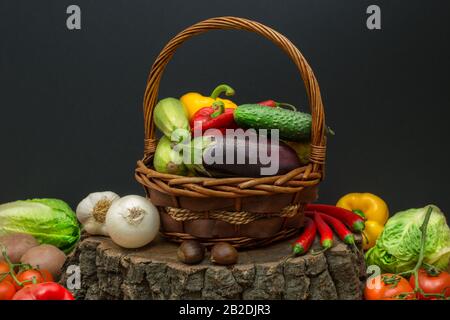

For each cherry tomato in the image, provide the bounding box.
[410,269,450,299]
[0,281,16,300]
[0,261,14,284]
[365,273,415,300]
[39,269,54,283]
[15,269,45,290]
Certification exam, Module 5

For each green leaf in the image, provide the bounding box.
[0,198,80,253]
[365,205,450,273]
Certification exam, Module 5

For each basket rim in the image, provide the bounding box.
[135,158,321,199]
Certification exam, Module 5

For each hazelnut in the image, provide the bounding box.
[210,242,238,265]
[177,240,205,264]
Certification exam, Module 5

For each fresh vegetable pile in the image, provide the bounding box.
[0,198,80,300]
[152,83,333,178]
[293,194,450,300]
[0,198,80,253]
[292,193,388,256]
[364,206,450,300]
[0,233,72,300]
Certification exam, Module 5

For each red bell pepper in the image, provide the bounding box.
[258,100,297,111]
[12,282,75,300]
[190,100,238,134]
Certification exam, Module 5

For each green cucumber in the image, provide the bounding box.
[153,136,188,175]
[153,97,190,141]
[234,104,313,141]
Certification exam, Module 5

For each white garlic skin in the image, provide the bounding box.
[76,191,120,236]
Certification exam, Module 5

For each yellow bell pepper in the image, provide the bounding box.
[180,84,237,120]
[336,193,389,250]
[363,220,385,250]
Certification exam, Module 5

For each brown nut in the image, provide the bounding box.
[210,242,238,265]
[177,240,205,265]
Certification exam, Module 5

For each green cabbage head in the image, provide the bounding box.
[0,198,80,253]
[366,205,450,273]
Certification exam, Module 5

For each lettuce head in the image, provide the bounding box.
[0,198,80,253]
[366,205,450,273]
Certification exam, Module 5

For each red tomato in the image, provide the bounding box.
[365,273,415,300]
[39,269,54,283]
[0,261,14,284]
[410,269,450,299]
[15,269,45,290]
[0,281,16,300]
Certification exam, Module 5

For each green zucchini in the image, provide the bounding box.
[153,97,190,141]
[153,136,188,175]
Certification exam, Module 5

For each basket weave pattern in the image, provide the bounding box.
[135,16,327,248]
[164,204,300,225]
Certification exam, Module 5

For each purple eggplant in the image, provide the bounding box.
[186,133,301,178]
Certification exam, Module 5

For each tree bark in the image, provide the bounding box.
[60,234,366,300]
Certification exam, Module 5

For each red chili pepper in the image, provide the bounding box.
[308,211,355,245]
[309,211,333,250]
[292,217,316,255]
[258,100,297,111]
[306,204,365,232]
[190,100,238,134]
[12,282,74,300]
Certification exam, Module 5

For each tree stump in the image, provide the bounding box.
[61,234,366,300]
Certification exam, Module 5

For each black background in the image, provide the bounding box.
[1,1,449,217]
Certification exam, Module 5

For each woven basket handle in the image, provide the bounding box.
[143,16,326,167]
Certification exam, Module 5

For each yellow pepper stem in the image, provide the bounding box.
[210,84,235,99]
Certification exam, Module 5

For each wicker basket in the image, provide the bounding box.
[135,16,327,249]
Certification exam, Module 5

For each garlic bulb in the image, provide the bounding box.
[105,195,160,249]
[76,191,120,236]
